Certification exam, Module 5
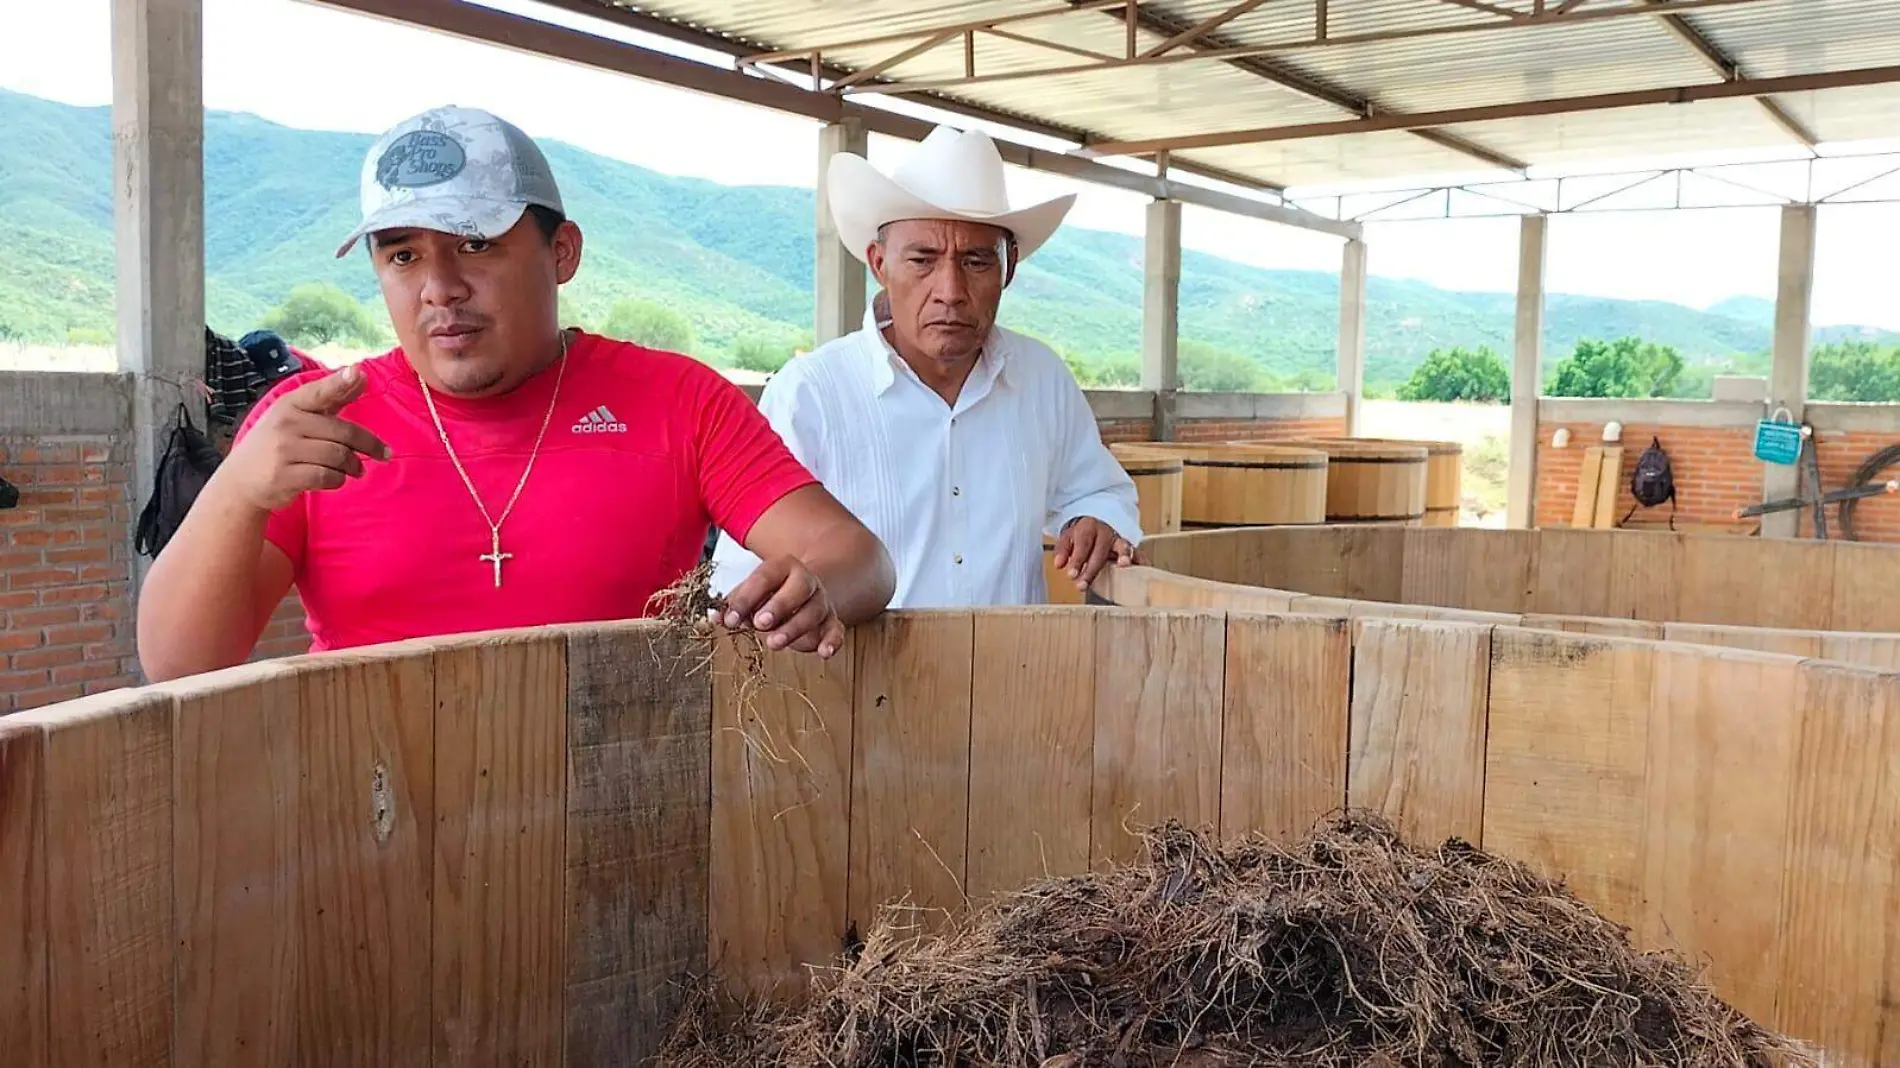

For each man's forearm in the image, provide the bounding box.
[135,477,283,681]
[800,519,896,624]
[1052,488,1144,545]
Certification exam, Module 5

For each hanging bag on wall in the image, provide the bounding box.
[1620,435,1677,530]
[1753,406,1806,466]
[134,404,225,559]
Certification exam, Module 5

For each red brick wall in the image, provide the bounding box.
[1098,418,1155,443]
[1535,423,1760,530]
[256,594,311,660]
[1174,417,1349,443]
[0,435,138,713]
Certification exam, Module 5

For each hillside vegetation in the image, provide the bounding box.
[3,88,1895,395]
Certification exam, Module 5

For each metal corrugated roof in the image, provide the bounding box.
[1176,130,1496,187]
[1290,18,1723,114]
[599,0,1900,192]
[1774,84,1900,145]
[1442,96,1791,169]
[1694,0,1900,78]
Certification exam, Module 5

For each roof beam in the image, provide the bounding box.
[1141,0,1277,57]
[838,0,1785,97]
[740,0,1125,67]
[1086,63,1900,155]
[530,0,1286,195]
[1638,0,1821,150]
[528,0,1084,143]
[1434,0,1526,18]
[299,0,1358,237]
[1082,0,1529,173]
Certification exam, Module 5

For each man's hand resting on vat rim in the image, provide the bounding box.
[1053,516,1136,594]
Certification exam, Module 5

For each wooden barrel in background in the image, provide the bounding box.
[1109,443,1185,537]
[1310,437,1462,527]
[1136,443,1329,529]
[1419,440,1463,527]
[1279,439,1429,525]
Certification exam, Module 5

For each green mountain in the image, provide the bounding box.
[3,87,1892,392]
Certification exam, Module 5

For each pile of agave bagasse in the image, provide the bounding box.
[657,813,1814,1068]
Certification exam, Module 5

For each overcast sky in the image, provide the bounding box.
[6,0,1900,328]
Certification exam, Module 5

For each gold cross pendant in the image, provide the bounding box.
[479,530,513,589]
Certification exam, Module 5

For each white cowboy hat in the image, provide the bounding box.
[826,125,1076,266]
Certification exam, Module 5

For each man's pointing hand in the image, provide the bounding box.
[219,364,392,514]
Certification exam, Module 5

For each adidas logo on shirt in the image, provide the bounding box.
[572,405,627,434]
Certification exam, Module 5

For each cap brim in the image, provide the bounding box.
[334,198,530,259]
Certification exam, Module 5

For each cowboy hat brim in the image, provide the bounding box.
[826,152,1075,267]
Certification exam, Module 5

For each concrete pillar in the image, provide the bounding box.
[1142,197,1182,440]
[814,118,868,344]
[1337,237,1368,434]
[1506,214,1549,530]
[1761,203,1817,539]
[113,0,204,582]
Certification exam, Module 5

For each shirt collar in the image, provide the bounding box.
[858,302,1012,401]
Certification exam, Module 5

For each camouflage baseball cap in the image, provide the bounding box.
[334,105,565,259]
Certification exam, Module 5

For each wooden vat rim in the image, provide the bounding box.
[1307,435,1464,455]
[1185,458,1330,471]
[1129,442,1332,463]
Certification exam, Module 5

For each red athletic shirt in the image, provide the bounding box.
[232,331,817,653]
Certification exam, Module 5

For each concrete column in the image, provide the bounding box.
[1337,237,1368,434]
[1506,214,1549,530]
[113,0,204,583]
[1142,197,1182,439]
[1761,203,1817,539]
[814,118,868,344]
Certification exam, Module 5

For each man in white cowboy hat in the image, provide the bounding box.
[709,125,1142,608]
[136,105,896,680]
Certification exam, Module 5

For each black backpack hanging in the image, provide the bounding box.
[1620,435,1677,530]
[134,404,226,559]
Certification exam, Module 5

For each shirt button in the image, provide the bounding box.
[952,487,961,496]
[953,554,963,565]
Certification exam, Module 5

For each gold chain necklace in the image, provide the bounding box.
[420,329,569,589]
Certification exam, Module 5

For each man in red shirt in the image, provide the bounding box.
[136,106,895,680]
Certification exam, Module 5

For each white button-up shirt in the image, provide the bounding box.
[709,309,1143,608]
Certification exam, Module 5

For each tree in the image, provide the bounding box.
[261,283,386,349]
[1179,341,1266,393]
[1060,351,1142,388]
[1810,340,1900,402]
[730,332,796,374]
[1093,354,1142,387]
[1396,345,1509,403]
[600,299,697,354]
[1546,336,1683,398]
[557,293,590,334]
